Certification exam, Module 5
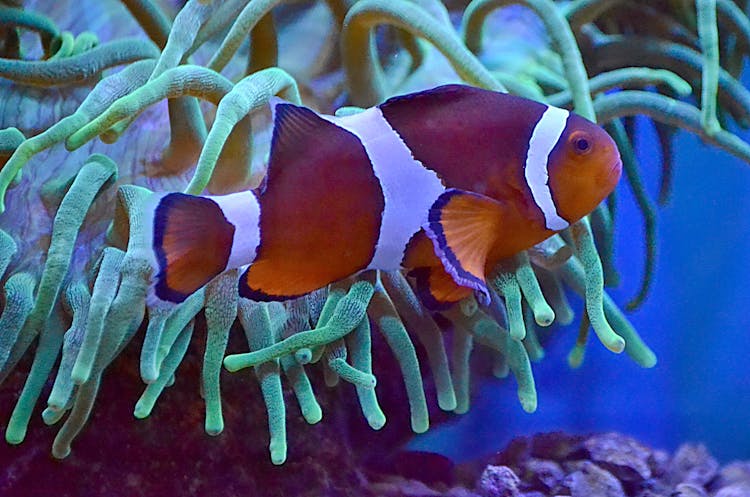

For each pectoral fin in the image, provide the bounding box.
[423,189,504,305]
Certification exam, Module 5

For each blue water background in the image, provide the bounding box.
[412,80,750,462]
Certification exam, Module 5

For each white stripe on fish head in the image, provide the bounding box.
[524,105,571,231]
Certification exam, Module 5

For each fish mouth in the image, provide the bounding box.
[610,158,623,177]
[597,158,623,188]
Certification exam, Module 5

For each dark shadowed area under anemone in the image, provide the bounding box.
[0,0,750,496]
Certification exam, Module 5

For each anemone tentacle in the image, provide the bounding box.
[342,0,503,106]
[46,282,90,417]
[0,6,59,55]
[368,280,429,433]
[380,271,457,411]
[1,0,748,470]
[0,38,160,87]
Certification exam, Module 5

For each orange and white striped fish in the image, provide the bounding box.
[149,84,621,308]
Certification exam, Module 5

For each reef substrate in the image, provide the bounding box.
[372,432,749,497]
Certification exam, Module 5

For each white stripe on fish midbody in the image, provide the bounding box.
[321,107,446,271]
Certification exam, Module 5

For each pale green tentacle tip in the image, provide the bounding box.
[295,348,313,364]
[412,416,429,434]
[302,401,323,424]
[365,409,387,430]
[329,357,377,388]
[205,415,224,436]
[567,344,586,369]
[51,443,71,460]
[532,305,555,327]
[270,441,287,465]
[601,332,626,353]
[5,420,28,445]
[631,343,657,368]
[42,406,65,425]
[0,127,24,152]
[518,389,537,414]
[335,106,365,116]
[133,400,152,419]
[665,72,692,96]
[223,352,248,372]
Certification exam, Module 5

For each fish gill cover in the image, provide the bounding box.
[0,0,748,496]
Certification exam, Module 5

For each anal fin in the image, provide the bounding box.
[403,231,472,310]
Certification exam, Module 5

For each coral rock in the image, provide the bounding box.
[561,461,626,497]
[666,444,719,487]
[583,432,653,484]
[523,459,565,492]
[478,465,521,497]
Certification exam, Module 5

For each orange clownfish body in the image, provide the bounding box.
[149,84,622,307]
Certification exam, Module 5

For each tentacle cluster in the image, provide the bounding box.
[0,0,747,465]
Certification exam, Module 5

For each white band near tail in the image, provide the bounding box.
[212,191,261,269]
[323,107,446,270]
[525,105,570,231]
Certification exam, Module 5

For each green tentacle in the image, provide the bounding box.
[547,67,692,108]
[0,38,159,87]
[4,154,117,445]
[134,321,194,419]
[0,6,59,54]
[569,219,625,353]
[71,31,98,55]
[380,271,457,411]
[345,315,387,430]
[48,31,75,60]
[463,0,595,119]
[46,282,90,415]
[0,59,155,213]
[697,0,721,134]
[237,300,287,465]
[202,269,239,435]
[66,65,234,150]
[70,247,124,384]
[184,67,300,195]
[0,273,35,371]
[490,265,526,341]
[368,281,429,433]
[595,90,750,163]
[224,281,374,371]
[341,0,502,106]
[605,120,657,310]
[119,0,172,49]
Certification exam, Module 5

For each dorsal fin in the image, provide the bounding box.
[241,100,383,301]
[379,84,483,110]
[269,102,330,172]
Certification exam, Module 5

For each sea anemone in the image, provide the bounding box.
[0,0,748,494]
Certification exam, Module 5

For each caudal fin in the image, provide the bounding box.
[151,192,235,303]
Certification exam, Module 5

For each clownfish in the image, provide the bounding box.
[149,84,621,307]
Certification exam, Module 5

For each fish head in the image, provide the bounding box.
[547,113,622,224]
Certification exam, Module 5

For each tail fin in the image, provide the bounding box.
[151,192,235,303]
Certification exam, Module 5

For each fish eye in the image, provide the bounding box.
[569,132,593,156]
